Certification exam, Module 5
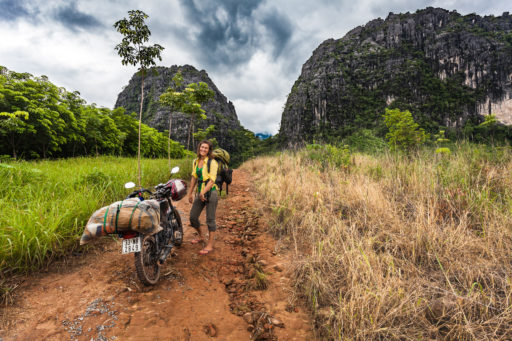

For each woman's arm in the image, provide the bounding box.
[200,179,214,200]
[188,176,197,203]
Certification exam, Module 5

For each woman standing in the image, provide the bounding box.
[188,140,219,255]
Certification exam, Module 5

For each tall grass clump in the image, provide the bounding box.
[0,156,191,275]
[243,141,512,340]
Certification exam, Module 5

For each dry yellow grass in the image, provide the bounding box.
[242,145,512,340]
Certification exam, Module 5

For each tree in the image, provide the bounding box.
[159,72,186,172]
[0,111,33,159]
[0,69,76,158]
[109,107,139,155]
[82,106,122,156]
[183,82,214,150]
[159,75,214,151]
[478,114,498,143]
[382,108,429,152]
[114,10,164,186]
[27,79,69,158]
[1,75,69,158]
[60,91,86,157]
[193,124,217,148]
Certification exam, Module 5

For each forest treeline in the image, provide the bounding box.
[0,66,188,160]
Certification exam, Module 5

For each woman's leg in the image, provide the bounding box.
[189,195,205,242]
[203,191,218,251]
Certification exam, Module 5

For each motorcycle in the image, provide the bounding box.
[121,166,187,285]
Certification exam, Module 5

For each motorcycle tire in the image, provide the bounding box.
[169,206,183,247]
[134,235,160,285]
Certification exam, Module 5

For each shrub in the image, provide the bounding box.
[435,147,451,155]
[305,143,351,170]
[343,129,388,154]
[383,108,429,151]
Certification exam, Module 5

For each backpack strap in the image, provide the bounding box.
[205,158,213,188]
[207,158,212,174]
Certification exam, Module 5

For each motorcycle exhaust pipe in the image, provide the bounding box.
[159,244,173,264]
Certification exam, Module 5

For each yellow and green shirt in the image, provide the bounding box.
[191,157,218,193]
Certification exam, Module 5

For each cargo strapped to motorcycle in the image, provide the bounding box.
[128,201,141,230]
[103,206,110,235]
[103,200,126,234]
[114,200,124,234]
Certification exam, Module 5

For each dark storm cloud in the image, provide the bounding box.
[178,0,293,68]
[261,11,292,58]
[0,0,30,21]
[53,1,103,31]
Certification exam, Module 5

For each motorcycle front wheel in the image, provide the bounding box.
[169,207,183,247]
[134,234,160,285]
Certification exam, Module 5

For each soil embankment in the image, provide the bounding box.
[0,169,313,340]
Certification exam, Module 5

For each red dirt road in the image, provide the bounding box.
[0,169,313,340]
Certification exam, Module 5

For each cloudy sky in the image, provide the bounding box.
[0,0,510,134]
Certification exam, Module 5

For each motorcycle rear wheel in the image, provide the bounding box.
[134,235,160,285]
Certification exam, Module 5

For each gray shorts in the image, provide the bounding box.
[189,190,218,232]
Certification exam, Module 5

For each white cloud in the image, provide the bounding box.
[235,98,283,134]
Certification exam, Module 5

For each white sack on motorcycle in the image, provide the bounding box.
[80,198,162,245]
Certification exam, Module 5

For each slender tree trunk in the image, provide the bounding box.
[168,112,172,174]
[138,71,145,187]
[9,135,17,160]
[187,116,193,151]
[192,121,196,151]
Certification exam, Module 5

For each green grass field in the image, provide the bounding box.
[0,156,192,275]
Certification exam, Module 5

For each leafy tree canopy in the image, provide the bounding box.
[0,66,186,160]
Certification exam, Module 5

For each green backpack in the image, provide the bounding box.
[207,148,233,195]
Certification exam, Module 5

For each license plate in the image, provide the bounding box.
[122,236,142,254]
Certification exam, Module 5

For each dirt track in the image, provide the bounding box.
[0,169,313,340]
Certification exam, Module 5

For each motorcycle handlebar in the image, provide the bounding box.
[126,188,153,199]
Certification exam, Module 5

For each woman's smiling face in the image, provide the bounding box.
[199,143,209,157]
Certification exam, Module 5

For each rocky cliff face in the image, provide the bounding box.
[280,7,512,147]
[115,65,243,152]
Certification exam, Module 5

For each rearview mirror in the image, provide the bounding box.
[171,166,180,175]
[124,182,136,189]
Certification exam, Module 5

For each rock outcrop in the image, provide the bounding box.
[280,7,512,147]
[115,65,243,152]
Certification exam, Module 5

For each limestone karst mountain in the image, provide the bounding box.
[115,65,245,154]
[280,7,512,147]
